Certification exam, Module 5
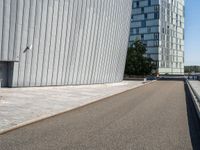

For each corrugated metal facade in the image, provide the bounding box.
[0,0,132,87]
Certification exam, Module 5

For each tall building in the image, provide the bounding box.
[129,0,185,74]
[0,0,132,87]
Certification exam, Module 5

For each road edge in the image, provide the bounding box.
[0,80,156,135]
[186,79,200,120]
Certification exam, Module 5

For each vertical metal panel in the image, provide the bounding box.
[35,0,48,86]
[71,0,86,84]
[80,0,92,84]
[24,0,37,86]
[79,0,88,84]
[113,0,121,81]
[79,0,91,84]
[80,0,93,83]
[98,0,106,82]
[0,0,3,58]
[95,0,106,83]
[68,0,82,85]
[0,0,132,87]
[56,0,70,85]
[106,0,115,82]
[85,0,97,84]
[17,0,31,86]
[90,0,101,84]
[41,0,53,86]
[1,0,10,60]
[12,0,24,86]
[102,0,111,82]
[46,0,59,85]
[113,0,120,81]
[51,0,64,85]
[97,0,108,83]
[64,0,79,84]
[61,0,74,84]
[91,0,103,83]
[116,0,124,81]
[76,0,88,84]
[87,0,98,83]
[29,0,42,86]
[8,0,17,60]
[103,0,115,82]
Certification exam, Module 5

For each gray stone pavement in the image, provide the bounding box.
[0,80,150,133]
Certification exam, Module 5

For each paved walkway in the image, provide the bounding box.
[0,81,149,133]
[1,81,200,150]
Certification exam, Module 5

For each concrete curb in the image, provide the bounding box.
[0,80,156,135]
[186,79,200,120]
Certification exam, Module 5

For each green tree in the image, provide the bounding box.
[125,39,157,75]
[185,66,200,73]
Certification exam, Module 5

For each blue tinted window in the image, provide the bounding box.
[154,12,159,19]
[148,0,151,6]
[141,21,146,27]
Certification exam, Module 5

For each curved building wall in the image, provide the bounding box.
[0,0,132,87]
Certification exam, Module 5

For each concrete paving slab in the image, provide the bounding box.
[0,81,155,134]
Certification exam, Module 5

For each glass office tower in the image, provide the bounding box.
[129,0,185,74]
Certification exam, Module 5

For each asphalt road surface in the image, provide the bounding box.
[1,81,200,150]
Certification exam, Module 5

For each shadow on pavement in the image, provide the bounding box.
[184,82,200,150]
[158,77,185,81]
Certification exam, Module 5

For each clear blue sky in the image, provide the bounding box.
[185,0,200,66]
